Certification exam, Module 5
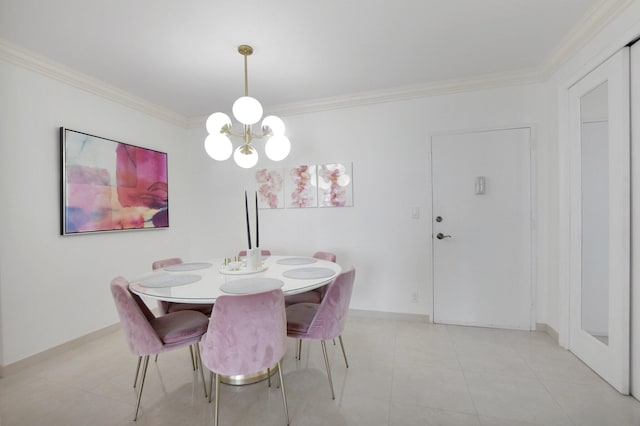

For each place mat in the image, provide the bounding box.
[138,274,201,288]
[282,267,336,279]
[276,257,318,265]
[163,262,212,272]
[220,278,284,294]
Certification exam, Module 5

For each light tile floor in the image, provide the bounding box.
[2,316,640,425]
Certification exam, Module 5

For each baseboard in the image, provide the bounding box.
[0,323,121,378]
[349,309,430,323]
[536,322,560,343]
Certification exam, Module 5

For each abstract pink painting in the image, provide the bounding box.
[61,128,168,234]
[318,162,353,207]
[255,168,284,209]
[285,165,317,208]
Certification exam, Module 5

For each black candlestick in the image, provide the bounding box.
[245,190,252,249]
[255,192,260,248]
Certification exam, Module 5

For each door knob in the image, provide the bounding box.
[436,233,451,240]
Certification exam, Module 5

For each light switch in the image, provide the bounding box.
[410,207,420,219]
[475,176,486,195]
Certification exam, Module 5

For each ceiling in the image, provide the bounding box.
[0,0,631,123]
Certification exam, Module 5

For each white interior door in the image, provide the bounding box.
[432,127,532,330]
[568,47,630,394]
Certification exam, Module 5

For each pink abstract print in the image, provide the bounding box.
[287,165,317,208]
[63,130,168,234]
[318,163,352,207]
[255,168,284,209]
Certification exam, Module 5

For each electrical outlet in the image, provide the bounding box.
[411,292,419,303]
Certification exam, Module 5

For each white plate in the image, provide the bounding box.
[282,267,336,279]
[163,262,212,271]
[276,257,318,265]
[138,274,201,288]
[220,278,284,294]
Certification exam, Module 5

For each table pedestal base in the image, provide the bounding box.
[219,363,278,386]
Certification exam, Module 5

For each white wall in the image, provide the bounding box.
[183,85,549,317]
[0,43,551,368]
[0,59,191,365]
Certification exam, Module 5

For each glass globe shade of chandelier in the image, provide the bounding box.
[204,44,291,168]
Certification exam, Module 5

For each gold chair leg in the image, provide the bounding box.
[154,354,158,362]
[297,339,302,360]
[133,356,142,388]
[134,355,150,421]
[267,367,272,387]
[189,345,196,370]
[277,360,290,425]
[320,340,335,400]
[338,335,349,368]
[194,344,207,399]
[208,371,214,403]
[214,373,221,426]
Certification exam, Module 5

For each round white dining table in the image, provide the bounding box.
[129,255,342,305]
[129,255,341,385]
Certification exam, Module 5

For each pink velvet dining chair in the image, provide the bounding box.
[285,266,356,400]
[110,277,209,421]
[152,258,213,316]
[284,251,337,307]
[200,289,290,426]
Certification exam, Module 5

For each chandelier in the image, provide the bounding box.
[204,44,291,169]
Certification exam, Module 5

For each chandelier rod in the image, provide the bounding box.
[238,44,253,97]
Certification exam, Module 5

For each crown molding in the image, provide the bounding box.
[1,0,632,127]
[268,69,543,118]
[185,68,543,127]
[0,39,189,128]
[539,0,634,77]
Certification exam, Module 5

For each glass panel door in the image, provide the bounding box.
[568,47,630,394]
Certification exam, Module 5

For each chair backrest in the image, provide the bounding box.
[305,266,355,340]
[312,251,337,262]
[237,249,272,257]
[110,277,163,356]
[312,252,337,298]
[200,289,286,376]
[152,258,183,314]
[152,257,183,270]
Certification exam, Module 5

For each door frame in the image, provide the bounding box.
[630,40,640,398]
[428,124,537,331]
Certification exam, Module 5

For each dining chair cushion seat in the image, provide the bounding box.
[284,289,322,307]
[166,302,213,316]
[285,303,319,334]
[150,310,209,346]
